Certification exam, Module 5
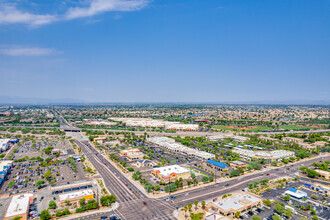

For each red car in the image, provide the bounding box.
[143,201,147,205]
[266,173,270,176]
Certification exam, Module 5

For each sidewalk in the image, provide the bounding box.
[59,202,119,220]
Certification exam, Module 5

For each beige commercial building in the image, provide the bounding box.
[109,117,199,131]
[120,148,144,160]
[94,137,107,144]
[4,193,33,220]
[316,169,330,180]
[152,165,191,183]
[59,189,94,207]
[208,192,262,216]
[298,142,315,149]
[233,148,295,163]
[282,137,304,143]
[258,136,277,142]
[312,141,328,147]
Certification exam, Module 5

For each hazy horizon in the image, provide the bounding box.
[1,0,329,103]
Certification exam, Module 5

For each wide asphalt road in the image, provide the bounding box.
[165,154,330,208]
[74,140,176,220]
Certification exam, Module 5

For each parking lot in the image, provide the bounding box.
[0,139,88,195]
[261,180,330,220]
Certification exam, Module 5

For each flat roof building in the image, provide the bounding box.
[59,189,94,207]
[258,136,277,142]
[147,137,215,160]
[208,192,262,216]
[110,117,199,131]
[50,181,95,194]
[307,183,330,196]
[233,148,295,163]
[282,137,304,143]
[230,161,247,168]
[4,193,33,220]
[164,123,199,131]
[285,187,307,199]
[233,136,250,142]
[315,169,330,180]
[152,165,191,183]
[298,142,315,149]
[120,148,144,160]
[93,137,107,144]
[312,141,328,147]
[0,160,13,185]
[206,160,229,171]
[207,134,233,141]
[136,159,157,168]
[0,138,10,151]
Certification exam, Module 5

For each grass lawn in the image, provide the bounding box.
[212,125,272,132]
[186,167,208,176]
[279,125,321,131]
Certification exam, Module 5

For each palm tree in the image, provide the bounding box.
[188,203,192,212]
[183,206,188,219]
[201,201,206,210]
[190,212,195,219]
[194,200,198,210]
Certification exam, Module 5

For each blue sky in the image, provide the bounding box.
[0,0,329,103]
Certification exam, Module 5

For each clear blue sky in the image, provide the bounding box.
[0,0,329,103]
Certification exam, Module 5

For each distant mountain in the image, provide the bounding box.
[0,96,85,105]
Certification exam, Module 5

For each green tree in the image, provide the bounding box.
[164,185,170,192]
[272,215,281,220]
[145,183,153,192]
[194,200,198,210]
[201,201,206,210]
[284,194,290,201]
[230,169,239,177]
[201,176,209,182]
[40,209,51,220]
[188,203,192,211]
[8,180,15,187]
[79,198,86,207]
[235,211,240,218]
[154,185,160,191]
[274,204,284,214]
[183,206,188,218]
[284,208,294,218]
[170,183,177,192]
[100,195,116,206]
[48,200,57,209]
[252,215,261,220]
[263,199,272,206]
[193,178,198,186]
[43,170,52,180]
[13,216,21,220]
[35,180,45,187]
